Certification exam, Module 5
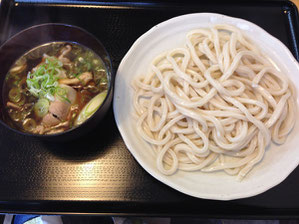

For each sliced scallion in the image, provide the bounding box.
[26,56,62,101]
[34,98,49,117]
[55,87,71,103]
[9,88,22,103]
[74,90,107,126]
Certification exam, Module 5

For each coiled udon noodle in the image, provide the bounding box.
[132,24,296,180]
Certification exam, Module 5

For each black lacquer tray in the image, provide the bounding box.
[0,0,299,218]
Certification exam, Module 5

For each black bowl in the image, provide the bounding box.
[0,23,113,141]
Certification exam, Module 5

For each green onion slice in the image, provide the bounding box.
[34,98,50,117]
[26,56,63,101]
[8,88,22,103]
[74,90,107,126]
[23,118,37,132]
[55,86,71,103]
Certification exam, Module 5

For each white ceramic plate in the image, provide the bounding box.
[113,13,299,200]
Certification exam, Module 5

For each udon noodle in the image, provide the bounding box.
[132,24,296,180]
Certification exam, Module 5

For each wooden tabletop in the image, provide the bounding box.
[292,0,299,8]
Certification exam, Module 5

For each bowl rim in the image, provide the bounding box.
[0,23,113,138]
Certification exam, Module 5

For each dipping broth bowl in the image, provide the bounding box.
[0,23,113,141]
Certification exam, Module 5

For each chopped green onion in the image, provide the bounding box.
[34,98,49,117]
[58,94,71,104]
[16,96,25,106]
[100,76,108,86]
[23,118,37,132]
[55,86,71,103]
[72,73,79,78]
[9,110,22,122]
[72,73,81,82]
[86,62,92,71]
[56,87,66,96]
[74,90,107,126]
[26,56,62,101]
[9,88,21,103]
